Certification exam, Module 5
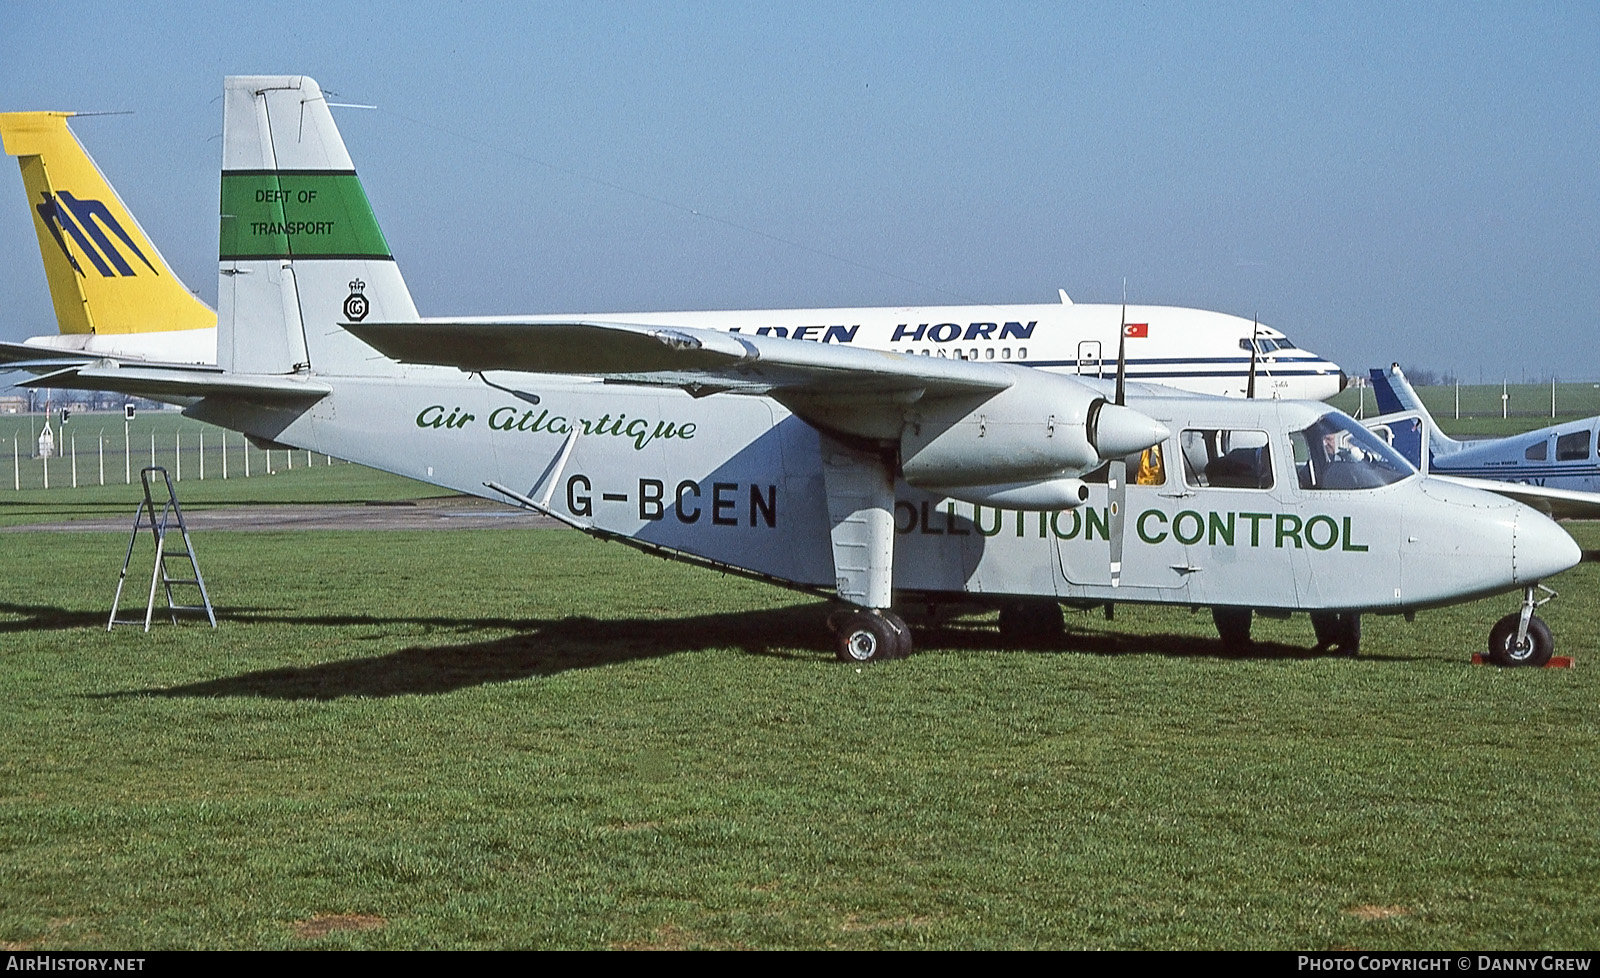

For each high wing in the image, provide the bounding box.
[1431,475,1600,523]
[345,319,1014,400]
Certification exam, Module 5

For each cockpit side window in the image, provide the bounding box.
[1290,413,1414,490]
[1556,430,1592,462]
[1181,429,1272,489]
[1525,439,1549,461]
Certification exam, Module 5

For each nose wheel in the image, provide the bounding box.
[1487,585,1557,667]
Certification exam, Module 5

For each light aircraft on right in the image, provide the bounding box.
[1365,364,1600,520]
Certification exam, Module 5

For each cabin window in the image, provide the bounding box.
[1018,347,1028,359]
[1083,443,1167,488]
[985,348,995,360]
[1001,348,1011,359]
[1288,413,1413,490]
[1525,440,1549,461]
[1181,429,1273,489]
[1556,430,1592,461]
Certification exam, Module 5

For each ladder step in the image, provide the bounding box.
[168,605,210,612]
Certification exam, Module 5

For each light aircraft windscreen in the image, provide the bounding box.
[1292,412,1415,490]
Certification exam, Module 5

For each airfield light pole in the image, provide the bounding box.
[71,436,77,489]
[11,437,17,491]
[124,419,130,484]
[1455,381,1460,420]
[175,432,181,482]
[98,431,104,486]
[199,431,204,481]
[1552,377,1557,419]
[222,436,228,480]
[1502,380,1509,419]
[244,437,250,478]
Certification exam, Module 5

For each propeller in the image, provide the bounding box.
[1245,315,1260,399]
[1108,295,1130,588]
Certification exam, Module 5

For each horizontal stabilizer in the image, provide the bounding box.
[347,319,1013,399]
[16,362,330,401]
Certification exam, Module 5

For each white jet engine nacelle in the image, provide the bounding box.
[900,368,1167,492]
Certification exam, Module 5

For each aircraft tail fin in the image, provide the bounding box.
[218,75,415,376]
[0,111,215,337]
[1367,363,1461,455]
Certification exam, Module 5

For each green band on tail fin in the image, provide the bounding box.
[219,171,391,260]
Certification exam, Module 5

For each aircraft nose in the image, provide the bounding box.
[1513,508,1582,584]
[1091,403,1170,459]
[1339,370,1351,392]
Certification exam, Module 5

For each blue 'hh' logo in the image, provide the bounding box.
[35,191,158,278]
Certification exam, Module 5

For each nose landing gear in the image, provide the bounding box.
[1487,585,1557,667]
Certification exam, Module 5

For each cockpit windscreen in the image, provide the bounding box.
[1290,413,1415,490]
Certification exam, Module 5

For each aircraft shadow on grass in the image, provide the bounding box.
[65,604,1413,702]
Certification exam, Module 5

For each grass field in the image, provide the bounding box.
[0,476,1597,948]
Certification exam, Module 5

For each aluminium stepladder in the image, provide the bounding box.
[108,466,217,631]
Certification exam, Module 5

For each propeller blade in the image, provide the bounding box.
[1108,456,1127,588]
[1116,296,1128,406]
[1245,316,1260,399]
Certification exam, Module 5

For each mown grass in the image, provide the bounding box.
[1,517,1597,949]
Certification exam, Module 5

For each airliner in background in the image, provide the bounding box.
[1,109,1346,400]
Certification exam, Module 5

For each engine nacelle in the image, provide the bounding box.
[900,368,1165,489]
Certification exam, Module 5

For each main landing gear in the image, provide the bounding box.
[830,608,913,663]
[1487,585,1557,667]
[1210,607,1363,656]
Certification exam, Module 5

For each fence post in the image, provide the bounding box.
[98,432,104,486]
[244,436,250,478]
[199,431,205,480]
[175,431,181,481]
[71,435,78,488]
[12,436,17,491]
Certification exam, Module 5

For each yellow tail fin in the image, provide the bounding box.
[0,111,214,336]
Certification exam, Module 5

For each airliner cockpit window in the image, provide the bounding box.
[1290,413,1414,490]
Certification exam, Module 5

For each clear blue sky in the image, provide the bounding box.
[3,1,1597,382]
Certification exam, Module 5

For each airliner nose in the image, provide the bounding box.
[1513,509,1582,584]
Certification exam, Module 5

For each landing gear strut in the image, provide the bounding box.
[830,609,912,663]
[1212,606,1252,651]
[1487,585,1556,667]
[1310,612,1361,656]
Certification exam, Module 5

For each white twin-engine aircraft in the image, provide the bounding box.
[0,109,1345,401]
[14,76,1583,668]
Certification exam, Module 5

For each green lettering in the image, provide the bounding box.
[1305,515,1339,550]
[415,405,446,429]
[1085,506,1109,541]
[487,406,517,431]
[1173,510,1205,545]
[1208,511,1235,547]
[1341,516,1368,552]
[1241,512,1271,547]
[974,505,1003,537]
[1136,509,1168,544]
[1275,514,1303,549]
[1051,509,1081,540]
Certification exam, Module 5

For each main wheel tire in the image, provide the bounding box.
[835,612,899,664]
[1310,611,1361,655]
[1488,613,1554,668]
[997,600,1064,646]
[1212,606,1253,651]
[883,610,914,659]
